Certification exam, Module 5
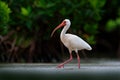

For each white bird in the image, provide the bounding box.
[51,19,92,69]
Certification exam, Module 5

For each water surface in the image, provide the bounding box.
[0,60,120,80]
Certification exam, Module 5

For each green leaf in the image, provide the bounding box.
[86,35,96,44]
[84,24,98,35]
[59,8,67,16]
[21,7,29,16]
[89,0,106,8]
[116,18,120,25]
[0,1,11,35]
[21,6,31,16]
[0,1,11,24]
[34,0,46,8]
[106,19,117,32]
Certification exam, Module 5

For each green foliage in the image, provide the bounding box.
[88,0,106,21]
[106,18,120,32]
[2,0,119,45]
[105,0,120,32]
[106,20,117,32]
[21,7,31,16]
[89,0,106,9]
[84,24,98,35]
[0,1,11,35]
[116,18,120,25]
[20,6,33,31]
[86,35,96,44]
[1,0,107,45]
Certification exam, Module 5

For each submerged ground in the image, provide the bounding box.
[0,59,120,80]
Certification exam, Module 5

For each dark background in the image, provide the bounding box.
[0,0,120,63]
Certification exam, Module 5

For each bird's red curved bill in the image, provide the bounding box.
[51,21,66,37]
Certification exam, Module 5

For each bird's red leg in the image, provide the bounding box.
[57,53,72,68]
[76,53,80,69]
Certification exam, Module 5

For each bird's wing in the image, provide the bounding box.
[65,34,92,50]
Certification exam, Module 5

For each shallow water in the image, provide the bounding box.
[0,60,120,80]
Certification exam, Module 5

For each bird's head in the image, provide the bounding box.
[51,19,71,37]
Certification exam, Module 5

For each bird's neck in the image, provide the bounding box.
[60,24,70,38]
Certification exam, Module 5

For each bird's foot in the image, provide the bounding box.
[56,64,64,68]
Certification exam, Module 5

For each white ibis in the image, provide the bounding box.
[51,19,92,69]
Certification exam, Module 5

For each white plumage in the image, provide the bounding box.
[51,19,92,69]
[61,34,92,52]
